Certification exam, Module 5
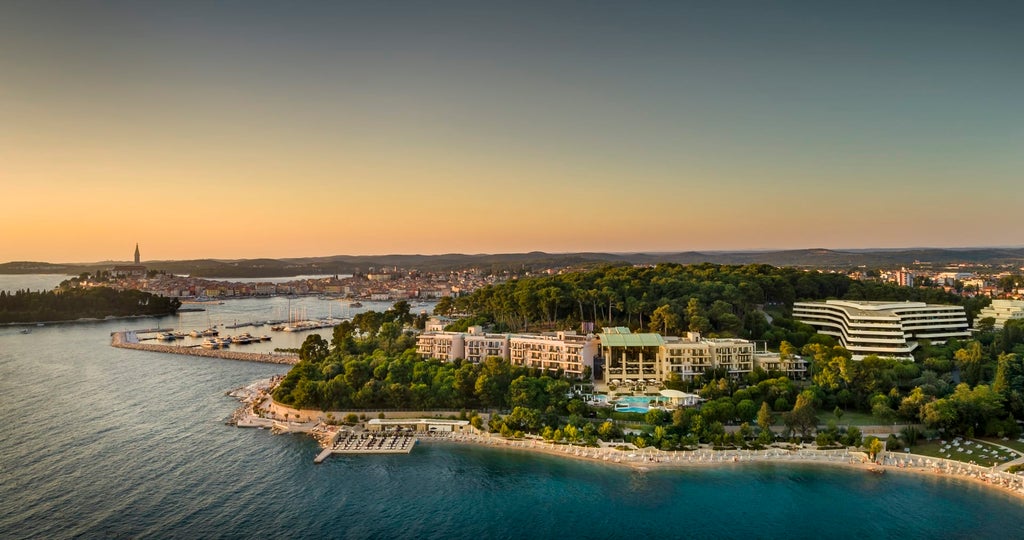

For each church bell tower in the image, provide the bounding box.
[134,243,140,265]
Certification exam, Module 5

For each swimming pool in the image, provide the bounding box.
[617,396,658,406]
[591,395,666,413]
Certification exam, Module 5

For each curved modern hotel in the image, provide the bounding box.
[793,300,971,360]
[975,299,1024,330]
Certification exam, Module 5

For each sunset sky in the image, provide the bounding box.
[2,1,1021,263]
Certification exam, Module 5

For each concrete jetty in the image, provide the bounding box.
[314,448,334,464]
[111,331,298,365]
[236,416,276,428]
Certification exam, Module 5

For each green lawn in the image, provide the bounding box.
[906,438,1019,466]
[978,436,1024,454]
[903,439,946,460]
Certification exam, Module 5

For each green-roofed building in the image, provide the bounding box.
[597,328,807,386]
[598,327,664,385]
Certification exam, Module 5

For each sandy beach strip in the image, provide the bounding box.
[420,432,872,471]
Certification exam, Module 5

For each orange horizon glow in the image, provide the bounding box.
[3,3,1021,264]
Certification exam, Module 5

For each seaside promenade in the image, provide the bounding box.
[110,331,299,365]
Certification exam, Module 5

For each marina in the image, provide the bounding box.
[111,331,297,365]
[276,319,340,332]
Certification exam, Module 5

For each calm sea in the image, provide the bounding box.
[1,275,1022,539]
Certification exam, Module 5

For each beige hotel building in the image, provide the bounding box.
[416,324,805,383]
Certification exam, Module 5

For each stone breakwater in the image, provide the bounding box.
[110,331,299,365]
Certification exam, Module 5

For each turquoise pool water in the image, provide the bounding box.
[594,395,667,413]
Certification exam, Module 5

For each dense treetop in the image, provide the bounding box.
[0,286,180,324]
[272,301,583,414]
[271,265,1024,449]
[445,263,984,347]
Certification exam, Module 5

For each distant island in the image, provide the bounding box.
[3,246,1024,277]
[0,286,180,324]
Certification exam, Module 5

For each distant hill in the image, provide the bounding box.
[641,248,1024,268]
[0,261,85,275]
[3,247,1022,278]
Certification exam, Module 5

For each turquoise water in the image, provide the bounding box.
[616,396,660,406]
[2,278,1024,538]
[599,394,665,413]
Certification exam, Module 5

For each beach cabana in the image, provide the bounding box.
[659,389,701,407]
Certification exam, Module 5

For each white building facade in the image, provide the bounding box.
[793,300,970,360]
[464,328,511,363]
[975,299,1024,330]
[508,332,599,377]
[416,328,598,377]
[415,332,465,362]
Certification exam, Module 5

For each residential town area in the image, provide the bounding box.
[69,258,1024,306]
[67,265,508,302]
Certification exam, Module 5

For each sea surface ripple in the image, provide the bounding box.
[1,281,1023,538]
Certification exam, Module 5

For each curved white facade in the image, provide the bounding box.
[975,299,1024,330]
[793,300,970,360]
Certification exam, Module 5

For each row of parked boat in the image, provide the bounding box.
[269,319,340,332]
[156,328,220,341]
[200,332,271,349]
[225,320,287,329]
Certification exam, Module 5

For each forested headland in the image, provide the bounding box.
[0,287,181,324]
[272,264,1024,451]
